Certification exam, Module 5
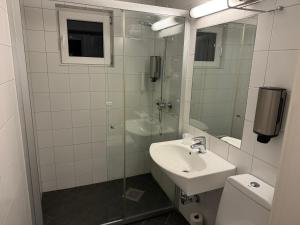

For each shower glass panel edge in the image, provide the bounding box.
[122,10,185,224]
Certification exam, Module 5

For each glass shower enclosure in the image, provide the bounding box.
[25,3,186,225]
[107,9,186,223]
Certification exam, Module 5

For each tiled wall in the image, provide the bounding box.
[0,0,33,224]
[181,0,300,189]
[21,0,183,192]
[163,0,300,224]
[190,22,256,139]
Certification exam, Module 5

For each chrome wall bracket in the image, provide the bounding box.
[180,190,200,205]
[227,0,284,13]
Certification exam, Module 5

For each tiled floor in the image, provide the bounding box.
[128,211,189,225]
[42,174,173,225]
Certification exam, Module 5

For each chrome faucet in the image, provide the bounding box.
[190,136,207,154]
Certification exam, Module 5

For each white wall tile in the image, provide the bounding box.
[50,93,71,111]
[24,0,42,7]
[69,65,88,74]
[241,120,256,155]
[46,52,68,73]
[40,164,56,181]
[56,176,75,189]
[75,160,93,185]
[45,31,59,52]
[92,158,107,183]
[91,142,106,159]
[276,0,300,7]
[107,56,124,74]
[90,74,106,91]
[270,5,300,50]
[251,158,277,186]
[51,111,72,129]
[90,109,106,126]
[28,52,47,72]
[71,92,90,110]
[41,180,56,192]
[90,92,106,109]
[42,9,57,31]
[54,145,74,163]
[26,30,45,52]
[37,130,53,148]
[70,74,90,92]
[253,134,283,167]
[74,143,92,161]
[264,50,299,91]
[209,137,229,160]
[254,12,274,51]
[91,126,106,142]
[228,145,252,174]
[73,127,91,144]
[56,162,75,180]
[41,0,55,9]
[72,110,90,127]
[33,93,51,112]
[53,129,73,146]
[39,147,54,165]
[24,7,43,30]
[88,65,106,74]
[249,51,268,88]
[35,112,52,130]
[30,73,49,92]
[49,74,69,92]
[245,87,259,122]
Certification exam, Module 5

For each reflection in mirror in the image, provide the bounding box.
[189,16,257,149]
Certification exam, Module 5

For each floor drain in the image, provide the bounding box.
[125,188,144,202]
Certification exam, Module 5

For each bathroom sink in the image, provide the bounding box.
[150,140,236,195]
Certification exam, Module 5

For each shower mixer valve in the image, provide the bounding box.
[156,101,172,110]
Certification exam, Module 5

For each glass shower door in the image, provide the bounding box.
[123,10,185,221]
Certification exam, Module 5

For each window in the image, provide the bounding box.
[194,27,223,68]
[59,9,111,65]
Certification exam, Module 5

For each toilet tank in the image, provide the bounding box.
[215,174,274,225]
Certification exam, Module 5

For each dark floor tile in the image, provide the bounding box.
[42,174,172,225]
[165,211,190,225]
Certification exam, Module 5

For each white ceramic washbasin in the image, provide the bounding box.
[150,140,236,195]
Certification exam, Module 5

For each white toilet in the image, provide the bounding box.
[215,174,274,225]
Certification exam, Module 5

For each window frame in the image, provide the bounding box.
[59,8,111,65]
[194,26,223,68]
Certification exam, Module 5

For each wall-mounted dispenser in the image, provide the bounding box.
[150,56,161,82]
[253,87,287,143]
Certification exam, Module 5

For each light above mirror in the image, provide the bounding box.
[190,0,229,18]
[151,16,180,31]
[189,16,258,149]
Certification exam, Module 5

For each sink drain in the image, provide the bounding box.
[182,170,190,173]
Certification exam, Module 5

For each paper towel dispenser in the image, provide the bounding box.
[150,56,161,82]
[253,87,287,143]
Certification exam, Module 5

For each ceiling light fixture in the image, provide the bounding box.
[190,0,228,18]
[151,17,180,31]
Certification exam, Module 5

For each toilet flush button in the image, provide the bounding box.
[249,181,260,188]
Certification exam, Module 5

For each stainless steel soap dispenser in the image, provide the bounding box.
[253,87,287,143]
[150,56,161,82]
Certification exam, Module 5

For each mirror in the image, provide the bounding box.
[189,16,257,148]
